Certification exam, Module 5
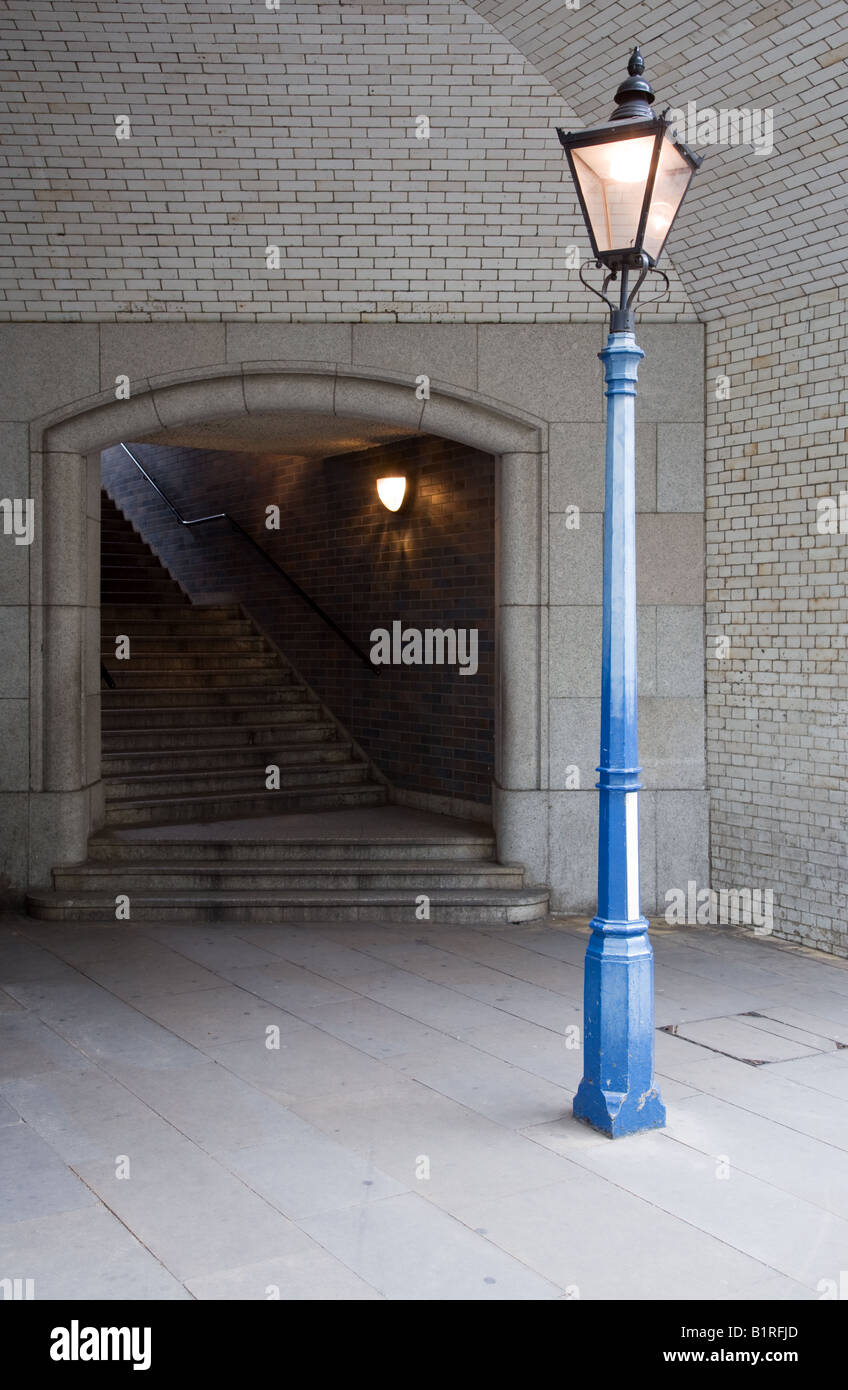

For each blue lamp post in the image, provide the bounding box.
[557,49,701,1138]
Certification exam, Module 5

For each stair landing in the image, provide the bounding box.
[29,807,549,925]
[94,805,493,846]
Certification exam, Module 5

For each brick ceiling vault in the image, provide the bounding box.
[467,0,848,321]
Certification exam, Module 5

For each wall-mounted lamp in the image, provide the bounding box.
[376,476,407,512]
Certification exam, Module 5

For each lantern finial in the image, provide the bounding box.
[611,45,655,120]
[628,46,644,77]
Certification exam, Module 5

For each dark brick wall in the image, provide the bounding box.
[102,436,495,807]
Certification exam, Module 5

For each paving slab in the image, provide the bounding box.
[569,1131,848,1291]
[765,1051,848,1102]
[649,941,797,992]
[0,1096,21,1126]
[417,931,586,995]
[762,982,848,1026]
[665,1014,824,1064]
[656,1032,848,1152]
[654,970,784,1026]
[1,1065,185,1166]
[323,968,517,1035]
[502,925,589,967]
[292,1081,576,1207]
[95,1060,302,1153]
[387,1032,572,1129]
[0,1122,96,1224]
[455,1016,584,1089]
[221,961,359,1012]
[128,984,309,1049]
[665,1092,848,1220]
[0,987,23,1014]
[4,975,207,1070]
[142,925,285,971]
[234,931,397,982]
[16,924,170,967]
[0,931,76,982]
[207,1025,401,1104]
[0,1014,88,1082]
[185,1246,384,1301]
[444,1166,798,1301]
[72,1151,315,1283]
[299,1193,563,1300]
[739,1011,842,1052]
[78,947,226,1000]
[295,995,448,1059]
[356,949,583,1031]
[0,1205,189,1300]
[216,1125,407,1221]
[742,1003,848,1048]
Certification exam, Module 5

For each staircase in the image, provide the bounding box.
[27,491,549,925]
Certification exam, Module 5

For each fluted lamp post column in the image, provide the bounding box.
[556,48,702,1137]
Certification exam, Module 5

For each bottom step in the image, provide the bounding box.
[26,887,550,925]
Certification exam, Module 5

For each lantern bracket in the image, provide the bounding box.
[579,254,670,332]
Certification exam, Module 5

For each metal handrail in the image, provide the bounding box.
[117,442,375,671]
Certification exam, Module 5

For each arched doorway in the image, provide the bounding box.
[30,363,548,902]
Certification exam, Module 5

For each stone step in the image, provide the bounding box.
[102,740,349,774]
[101,686,315,709]
[100,634,267,652]
[100,557,161,568]
[26,885,548,924]
[104,783,388,826]
[101,599,193,612]
[101,604,239,622]
[86,829,495,864]
[101,570,182,584]
[100,538,161,551]
[101,580,183,594]
[101,590,188,604]
[101,703,324,730]
[101,719,337,749]
[100,562,178,575]
[102,618,255,638]
[51,859,524,892]
[101,585,185,597]
[100,651,285,673]
[104,760,369,801]
[103,669,290,688]
[101,552,162,566]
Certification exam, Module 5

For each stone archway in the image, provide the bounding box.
[28,363,548,889]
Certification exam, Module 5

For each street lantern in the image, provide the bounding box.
[556,48,702,1139]
[557,46,701,327]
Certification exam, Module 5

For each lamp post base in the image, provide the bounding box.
[572,913,666,1138]
[573,1079,666,1139]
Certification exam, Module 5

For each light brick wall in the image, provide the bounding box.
[0,0,695,322]
[473,0,846,322]
[705,286,848,956]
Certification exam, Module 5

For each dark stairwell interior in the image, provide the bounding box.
[101,435,498,813]
[26,491,548,925]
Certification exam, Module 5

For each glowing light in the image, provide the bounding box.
[649,201,675,235]
[376,476,407,512]
[606,142,654,184]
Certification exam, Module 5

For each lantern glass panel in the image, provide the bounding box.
[641,137,692,261]
[571,134,655,254]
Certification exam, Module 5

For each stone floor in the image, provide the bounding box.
[1,911,847,1301]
